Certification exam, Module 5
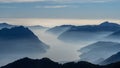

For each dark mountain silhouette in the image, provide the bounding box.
[62,61,100,68]
[0,23,15,29]
[101,52,120,65]
[79,41,120,64]
[58,21,120,42]
[46,25,73,36]
[0,57,100,68]
[103,61,120,68]
[0,26,49,54]
[0,57,61,68]
[2,57,120,68]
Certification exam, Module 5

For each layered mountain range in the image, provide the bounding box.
[1,21,120,67]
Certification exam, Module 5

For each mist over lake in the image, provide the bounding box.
[31,29,93,62]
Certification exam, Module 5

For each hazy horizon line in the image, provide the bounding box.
[0,18,120,27]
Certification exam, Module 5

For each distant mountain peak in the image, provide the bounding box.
[0,22,13,26]
[100,21,119,26]
[0,22,15,29]
[0,22,8,25]
[0,26,36,40]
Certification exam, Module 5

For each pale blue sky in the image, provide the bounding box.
[0,0,120,19]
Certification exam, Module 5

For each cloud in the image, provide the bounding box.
[35,5,77,8]
[0,6,16,8]
[0,0,44,3]
[51,0,115,3]
[0,0,116,3]
[36,5,67,8]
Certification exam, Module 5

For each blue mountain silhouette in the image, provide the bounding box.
[79,41,120,64]
[0,23,15,29]
[0,26,49,54]
[58,21,120,42]
[46,25,73,36]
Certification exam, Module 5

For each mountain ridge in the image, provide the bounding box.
[58,21,120,42]
[2,57,120,68]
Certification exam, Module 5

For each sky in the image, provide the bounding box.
[0,0,120,19]
[0,0,120,26]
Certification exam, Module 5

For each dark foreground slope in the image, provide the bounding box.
[1,57,120,68]
[1,57,61,68]
[0,57,100,68]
